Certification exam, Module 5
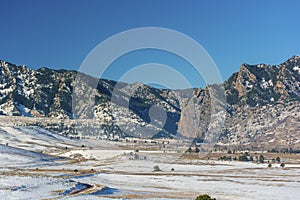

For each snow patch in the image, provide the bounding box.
[260,78,273,89]
[293,66,300,74]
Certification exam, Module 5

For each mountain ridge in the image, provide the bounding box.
[0,56,299,150]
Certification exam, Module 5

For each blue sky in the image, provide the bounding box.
[0,0,299,88]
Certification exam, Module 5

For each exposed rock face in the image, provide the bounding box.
[223,55,300,150]
[0,56,299,150]
[226,55,300,106]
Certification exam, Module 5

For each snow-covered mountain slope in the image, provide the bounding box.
[0,56,299,150]
[0,61,182,138]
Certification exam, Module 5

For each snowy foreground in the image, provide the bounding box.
[0,126,299,199]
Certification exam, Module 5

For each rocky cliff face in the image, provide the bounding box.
[225,55,300,107]
[223,55,300,150]
[0,56,299,150]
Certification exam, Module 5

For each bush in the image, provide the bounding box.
[238,155,248,161]
[195,194,216,200]
[219,156,232,161]
[153,165,161,172]
[259,155,264,163]
[268,163,272,168]
[249,156,254,161]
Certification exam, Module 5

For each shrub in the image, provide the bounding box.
[238,155,248,161]
[195,194,215,200]
[153,165,161,172]
[134,154,139,160]
[220,156,232,161]
[268,163,272,168]
[259,155,264,163]
[249,156,254,161]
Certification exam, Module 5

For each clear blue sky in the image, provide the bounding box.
[0,0,299,87]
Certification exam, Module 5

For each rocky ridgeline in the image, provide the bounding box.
[0,56,299,150]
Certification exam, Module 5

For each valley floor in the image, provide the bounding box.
[0,126,299,199]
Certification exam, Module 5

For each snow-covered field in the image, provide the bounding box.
[0,126,299,199]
